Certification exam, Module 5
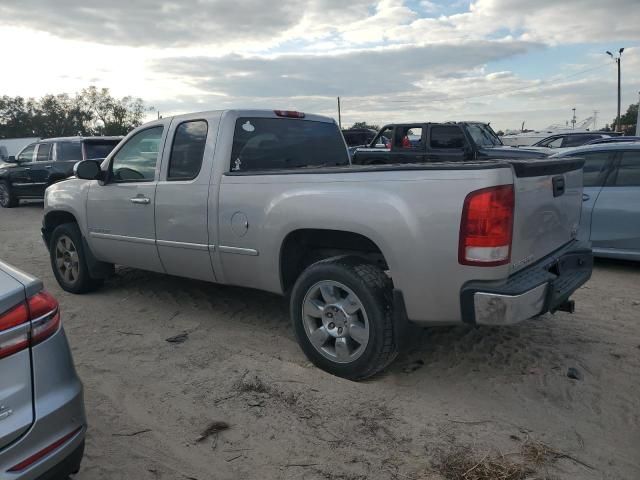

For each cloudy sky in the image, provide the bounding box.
[1,0,639,131]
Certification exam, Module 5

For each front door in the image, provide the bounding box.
[86,124,168,272]
[7,144,36,197]
[27,142,54,196]
[590,150,640,252]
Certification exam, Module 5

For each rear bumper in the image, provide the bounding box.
[460,241,593,325]
[34,439,84,480]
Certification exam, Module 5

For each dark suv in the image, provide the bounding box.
[0,136,121,207]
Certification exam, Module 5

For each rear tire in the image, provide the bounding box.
[290,256,398,380]
[0,181,18,208]
[50,223,104,294]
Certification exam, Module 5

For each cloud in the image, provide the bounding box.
[152,40,541,97]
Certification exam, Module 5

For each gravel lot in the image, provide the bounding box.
[1,203,639,479]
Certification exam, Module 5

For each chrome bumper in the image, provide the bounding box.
[473,283,548,325]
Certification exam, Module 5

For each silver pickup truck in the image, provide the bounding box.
[42,109,592,379]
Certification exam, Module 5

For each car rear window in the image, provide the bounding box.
[230,118,349,172]
[85,141,120,160]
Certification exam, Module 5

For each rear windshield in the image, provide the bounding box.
[85,141,120,160]
[230,118,349,172]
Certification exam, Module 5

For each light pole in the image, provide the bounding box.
[606,48,624,132]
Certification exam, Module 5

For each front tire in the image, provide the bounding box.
[50,223,104,293]
[290,256,397,380]
[0,181,18,208]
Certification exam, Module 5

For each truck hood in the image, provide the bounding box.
[478,146,550,159]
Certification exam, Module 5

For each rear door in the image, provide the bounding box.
[426,125,468,161]
[509,157,584,273]
[563,151,616,241]
[155,115,218,282]
[0,270,33,450]
[590,150,640,252]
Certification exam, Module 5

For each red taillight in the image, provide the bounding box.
[459,184,514,266]
[274,110,305,118]
[8,426,82,472]
[0,291,60,359]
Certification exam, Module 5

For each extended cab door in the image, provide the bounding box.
[426,125,469,161]
[86,123,168,272]
[155,115,220,282]
[590,150,640,252]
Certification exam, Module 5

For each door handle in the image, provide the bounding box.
[582,193,590,202]
[45,165,53,169]
[130,196,150,205]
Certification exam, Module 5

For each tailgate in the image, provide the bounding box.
[509,158,584,273]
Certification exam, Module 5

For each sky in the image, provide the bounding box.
[1,0,639,131]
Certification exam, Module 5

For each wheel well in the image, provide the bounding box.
[280,229,389,293]
[43,211,78,245]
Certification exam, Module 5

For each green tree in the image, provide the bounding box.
[0,87,149,138]
[612,103,638,134]
[350,121,379,131]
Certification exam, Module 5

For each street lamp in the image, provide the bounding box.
[606,48,624,132]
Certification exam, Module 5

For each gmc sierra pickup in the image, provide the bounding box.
[352,121,549,165]
[42,109,592,380]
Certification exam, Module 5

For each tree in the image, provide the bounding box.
[350,121,379,131]
[612,103,638,134]
[0,87,149,138]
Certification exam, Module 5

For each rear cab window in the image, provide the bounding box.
[230,118,349,172]
[430,125,466,149]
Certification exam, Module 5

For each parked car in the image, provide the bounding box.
[43,109,592,380]
[0,136,122,208]
[351,122,549,165]
[0,260,86,478]
[553,143,640,261]
[583,136,640,146]
[526,132,617,152]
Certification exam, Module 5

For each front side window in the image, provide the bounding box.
[57,142,82,162]
[467,124,501,147]
[168,120,208,181]
[110,126,164,182]
[36,143,52,162]
[430,126,466,149]
[17,144,35,162]
[613,151,640,187]
[537,136,562,148]
[571,152,612,187]
[230,118,349,172]
[372,127,393,149]
[395,126,423,149]
[563,134,599,148]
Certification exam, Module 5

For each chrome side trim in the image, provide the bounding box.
[12,182,47,187]
[89,232,156,245]
[156,239,209,251]
[218,246,259,256]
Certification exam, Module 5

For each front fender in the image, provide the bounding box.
[43,179,92,237]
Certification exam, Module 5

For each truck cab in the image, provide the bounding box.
[352,122,549,165]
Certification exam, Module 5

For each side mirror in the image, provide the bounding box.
[6,156,17,163]
[74,160,103,180]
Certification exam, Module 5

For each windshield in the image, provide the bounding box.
[467,124,503,147]
[86,141,120,160]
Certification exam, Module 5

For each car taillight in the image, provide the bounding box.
[0,291,60,359]
[274,110,305,118]
[459,184,514,266]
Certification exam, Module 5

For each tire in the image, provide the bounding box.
[0,181,18,208]
[50,222,104,294]
[290,256,398,380]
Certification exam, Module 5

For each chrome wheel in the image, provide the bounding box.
[0,184,9,207]
[55,235,80,285]
[301,280,370,364]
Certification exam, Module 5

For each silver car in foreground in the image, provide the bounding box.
[0,260,86,479]
[553,143,640,261]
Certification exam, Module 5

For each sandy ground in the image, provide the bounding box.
[1,203,639,480]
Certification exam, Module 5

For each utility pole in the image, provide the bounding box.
[606,48,624,132]
[593,110,598,130]
[337,97,342,129]
[571,108,576,129]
